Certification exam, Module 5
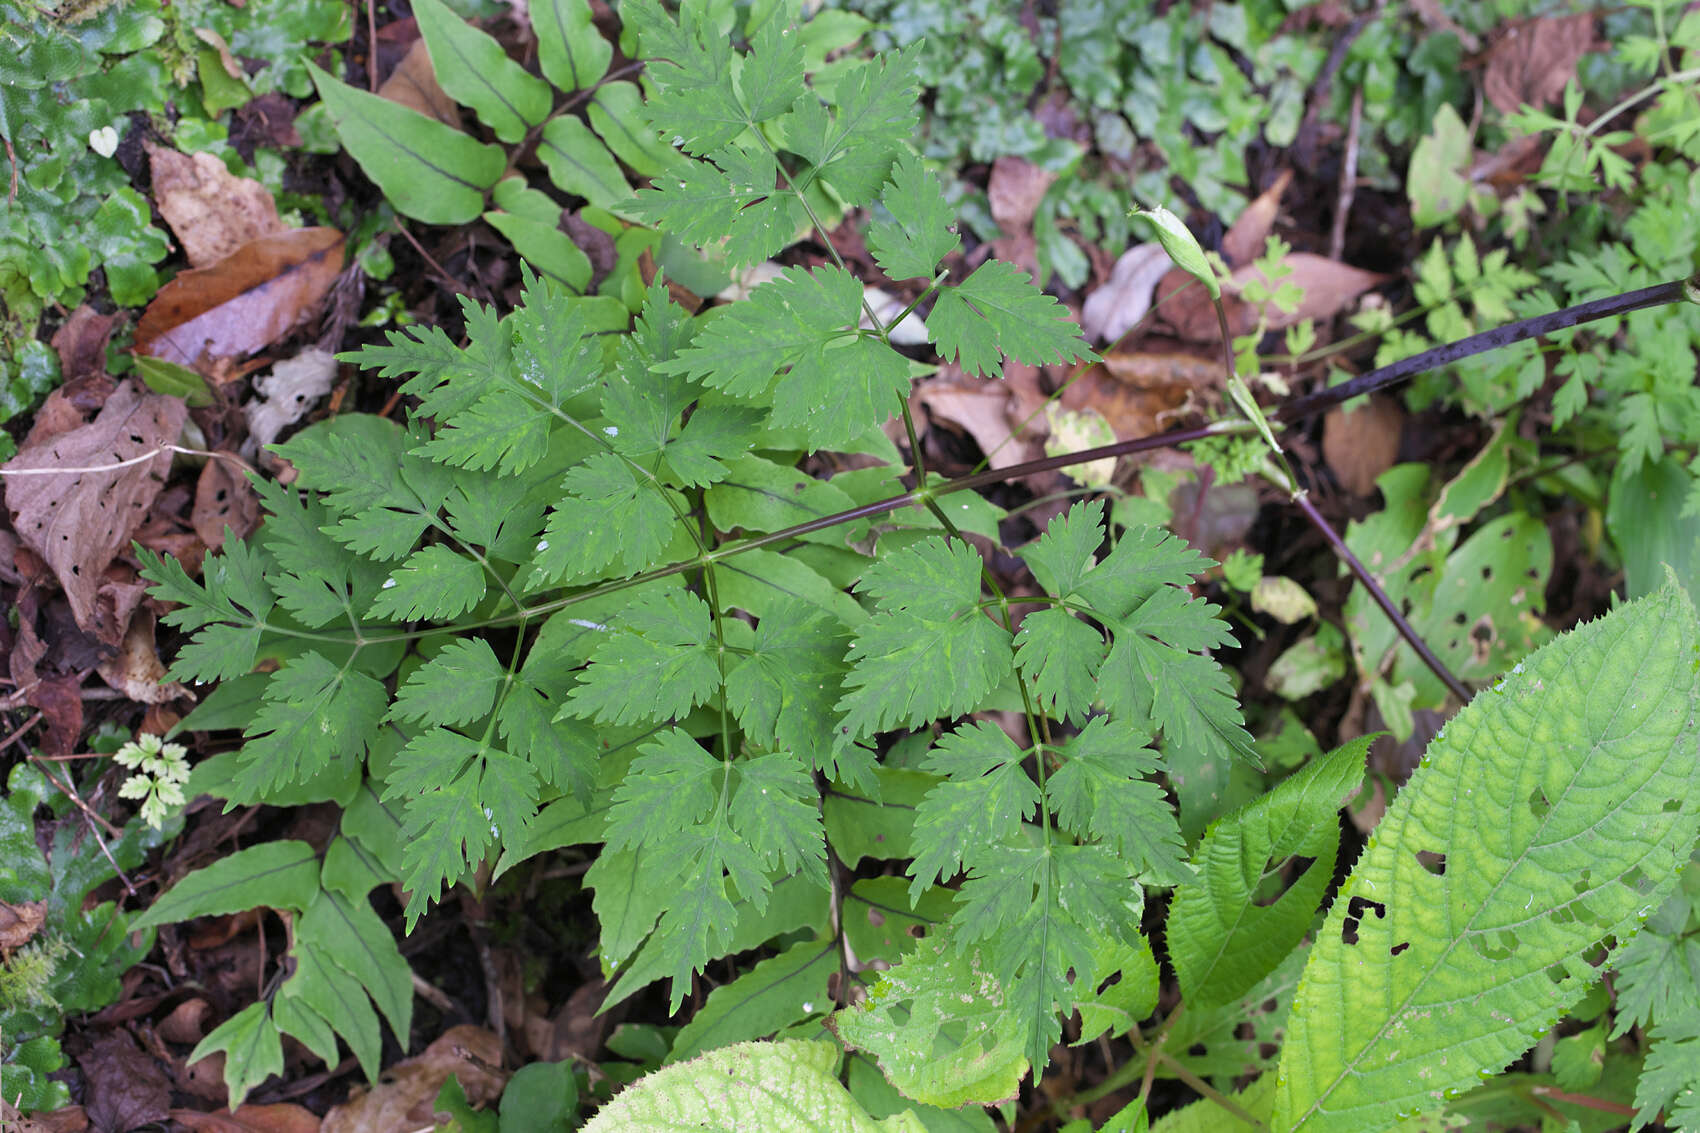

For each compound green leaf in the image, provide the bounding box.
[284,933,384,1077]
[233,653,389,798]
[533,0,610,91]
[307,62,504,224]
[296,887,413,1060]
[867,152,958,281]
[929,260,1095,379]
[1167,736,1370,1011]
[704,453,860,538]
[1013,608,1104,726]
[366,543,487,622]
[389,637,507,727]
[785,46,921,206]
[725,600,851,757]
[729,751,826,879]
[1047,717,1187,885]
[539,115,631,210]
[565,589,720,726]
[131,841,319,930]
[836,538,1013,746]
[909,721,1037,900]
[622,0,747,154]
[413,0,551,143]
[530,453,684,585]
[630,143,806,270]
[1273,581,1700,1132]
[188,1002,282,1109]
[581,1040,921,1133]
[1634,1006,1700,1132]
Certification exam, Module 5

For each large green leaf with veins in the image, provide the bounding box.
[1273,579,1700,1132]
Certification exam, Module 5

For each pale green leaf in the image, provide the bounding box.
[188,1002,282,1109]
[539,115,631,210]
[581,1039,924,1133]
[413,0,551,143]
[533,0,610,91]
[307,62,504,224]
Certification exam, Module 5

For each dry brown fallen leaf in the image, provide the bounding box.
[1060,355,1195,441]
[1220,169,1292,269]
[985,155,1056,278]
[1080,243,1170,344]
[0,899,46,949]
[134,227,345,367]
[79,1030,172,1133]
[172,1104,322,1133]
[378,36,460,126]
[1483,13,1599,115]
[913,372,1040,470]
[1324,396,1406,496]
[147,143,285,268]
[2,380,186,632]
[321,1025,505,1133]
[192,456,261,549]
[1230,253,1390,331]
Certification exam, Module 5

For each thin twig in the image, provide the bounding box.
[0,711,41,753]
[27,756,138,897]
[1291,489,1472,704]
[1329,86,1364,262]
[1274,277,1692,423]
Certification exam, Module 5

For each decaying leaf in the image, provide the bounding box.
[1060,355,1195,441]
[1323,396,1405,495]
[1483,13,1598,115]
[1080,243,1170,344]
[171,1103,322,1133]
[1221,169,1292,268]
[2,381,187,632]
[320,1026,503,1133]
[134,228,345,367]
[192,457,260,549]
[914,374,1038,470]
[50,306,120,383]
[147,143,285,269]
[245,349,338,450]
[79,1030,172,1133]
[1229,253,1389,331]
[96,608,187,704]
[0,900,46,950]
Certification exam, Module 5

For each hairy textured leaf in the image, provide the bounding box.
[581,1040,912,1133]
[1274,581,1700,1132]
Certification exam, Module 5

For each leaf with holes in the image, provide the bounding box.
[1274,579,1700,1132]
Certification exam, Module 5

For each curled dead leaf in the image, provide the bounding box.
[96,608,186,705]
[321,1026,503,1133]
[147,143,285,269]
[3,381,186,632]
[0,900,46,950]
[134,227,345,367]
